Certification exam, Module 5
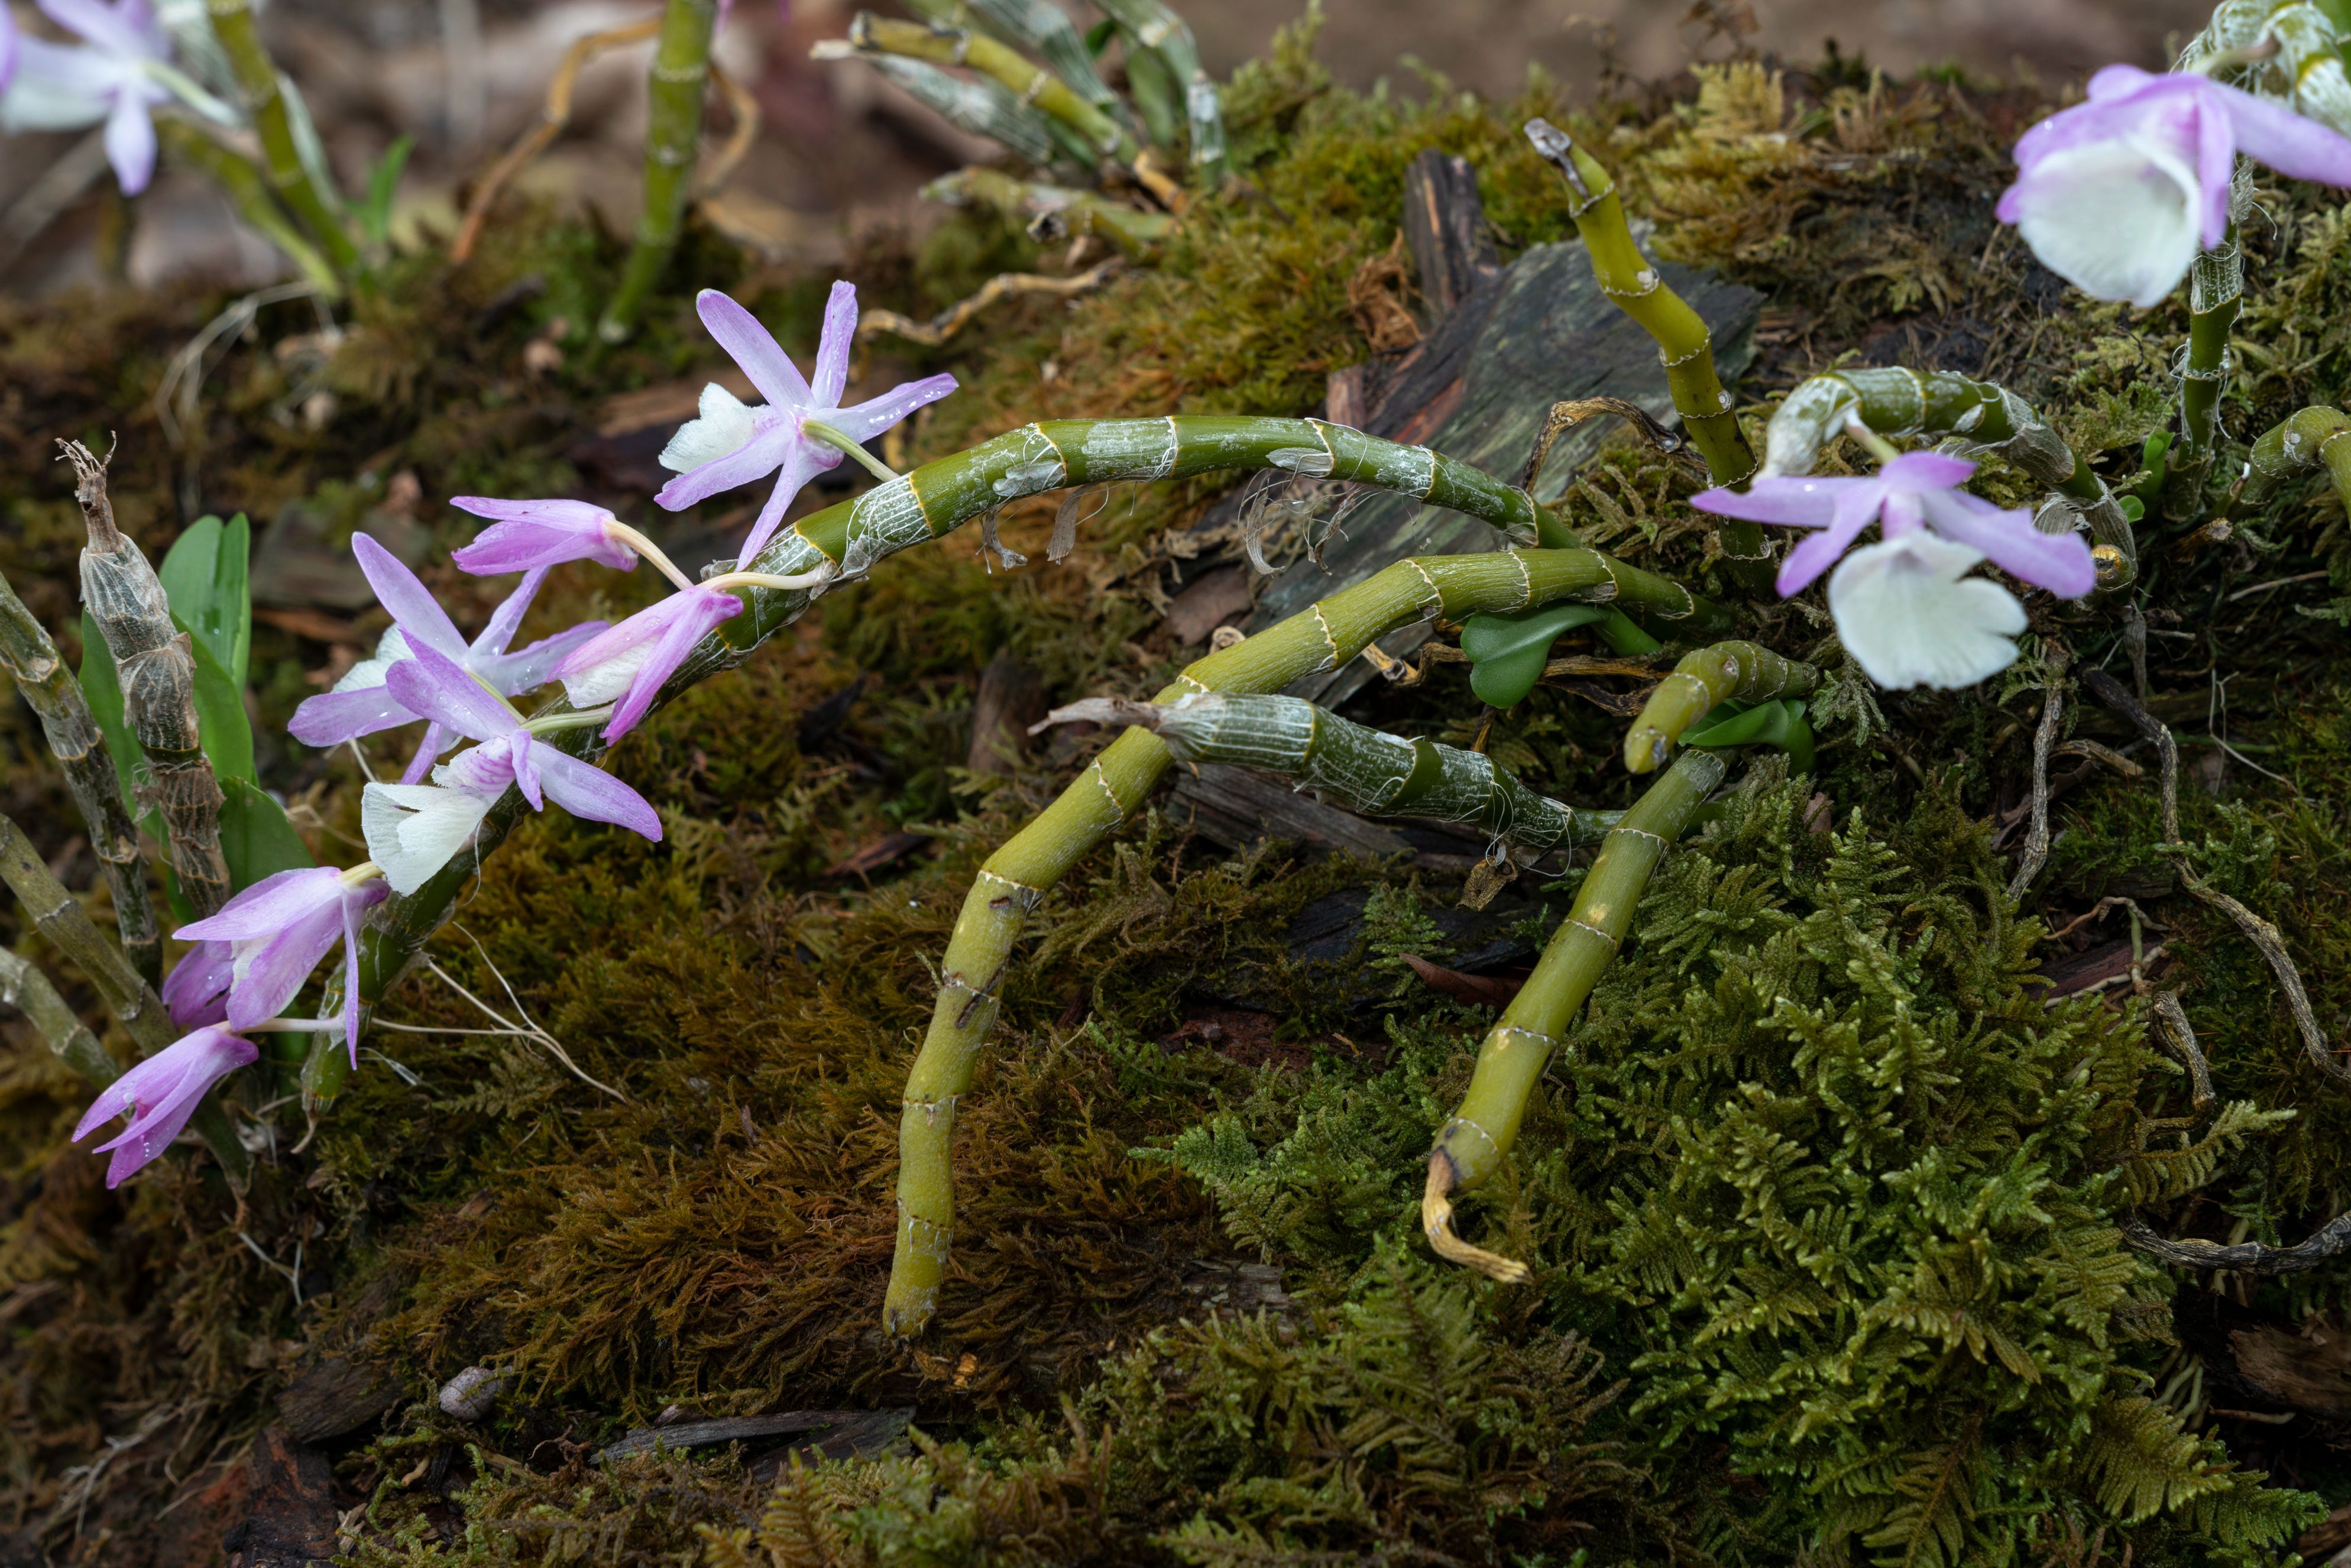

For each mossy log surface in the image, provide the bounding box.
[3,34,2351,1568]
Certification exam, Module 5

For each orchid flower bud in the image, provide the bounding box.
[73,1025,259,1187]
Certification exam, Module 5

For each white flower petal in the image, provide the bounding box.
[362,782,490,895]
[558,640,655,708]
[658,383,759,472]
[1828,536,2028,691]
[331,625,411,693]
[2010,133,2204,309]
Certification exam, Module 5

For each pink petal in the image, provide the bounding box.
[2214,76,2351,189]
[1916,489,2097,598]
[354,533,467,659]
[1693,475,1874,529]
[509,733,546,811]
[161,940,234,1030]
[738,444,822,563]
[224,903,345,1028]
[178,866,341,941]
[469,566,546,660]
[399,721,448,785]
[604,589,741,741]
[1880,451,1976,490]
[289,683,418,747]
[2195,89,2235,250]
[828,373,960,447]
[537,749,663,840]
[1775,482,1886,596]
[653,426,795,513]
[809,280,857,408]
[384,641,521,741]
[2084,63,2155,102]
[40,0,154,56]
[102,89,154,195]
[472,620,609,695]
[697,289,810,408]
[450,497,637,575]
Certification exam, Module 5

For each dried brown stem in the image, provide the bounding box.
[1518,396,1708,495]
[0,565,157,985]
[856,260,1123,348]
[0,947,118,1089]
[1422,1151,1531,1284]
[2150,991,2216,1114]
[2006,649,2067,902]
[2080,665,2345,1088]
[0,811,248,1179]
[451,17,663,264]
[2119,1211,2351,1275]
[64,441,232,919]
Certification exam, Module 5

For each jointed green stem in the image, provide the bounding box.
[883,546,1668,1333]
[1764,367,2137,589]
[205,0,357,280]
[2167,234,2243,523]
[852,15,1138,163]
[1623,641,1818,774]
[599,0,720,343]
[2236,405,2351,515]
[1424,748,1727,1281]
[0,812,248,1181]
[156,120,341,299]
[0,947,117,1090]
[905,0,1123,119]
[921,169,1174,255]
[0,566,157,986]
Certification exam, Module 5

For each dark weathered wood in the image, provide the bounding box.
[1162,566,1253,647]
[598,1407,912,1465]
[967,651,1047,774]
[221,1427,337,1568]
[277,1355,401,1444]
[1171,763,1415,861]
[1403,150,1500,321]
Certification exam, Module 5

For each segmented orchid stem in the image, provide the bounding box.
[2167,228,2245,520]
[905,0,1123,119]
[882,546,1707,1333]
[1623,642,1818,774]
[599,0,720,343]
[1761,367,2137,589]
[206,0,358,279]
[156,120,341,298]
[1424,747,1728,1281]
[921,168,1174,255]
[2236,404,2351,514]
[1047,692,1621,854]
[850,15,1138,164]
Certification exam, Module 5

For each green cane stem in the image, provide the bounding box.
[2166,232,2243,521]
[921,168,1174,255]
[156,120,341,299]
[1424,747,1727,1282]
[1522,121,1766,592]
[904,0,1123,119]
[851,14,1138,163]
[2235,405,2351,515]
[0,812,248,1181]
[0,566,158,986]
[1623,642,1818,774]
[598,0,719,344]
[883,545,1663,1333]
[205,0,357,280]
[318,416,1722,1112]
[0,947,118,1090]
[1763,366,2138,589]
[1051,692,1622,854]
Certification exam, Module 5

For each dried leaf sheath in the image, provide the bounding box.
[1053,692,1617,855]
[1426,747,1728,1281]
[884,546,1653,1333]
[0,566,158,984]
[65,443,233,920]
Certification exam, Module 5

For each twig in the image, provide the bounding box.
[2119,1211,2351,1274]
[0,810,249,1180]
[451,16,663,264]
[2006,648,2067,902]
[2079,666,2346,1088]
[65,441,234,919]
[0,947,119,1089]
[0,565,158,985]
[1518,395,1707,494]
[2149,990,2216,1113]
[855,260,1123,348]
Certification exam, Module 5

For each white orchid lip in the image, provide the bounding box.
[660,383,761,472]
[362,783,493,896]
[2010,134,2203,309]
[1827,534,2029,691]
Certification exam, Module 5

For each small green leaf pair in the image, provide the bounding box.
[1684,698,1814,776]
[1458,603,1665,709]
[2116,430,2172,526]
[76,515,313,918]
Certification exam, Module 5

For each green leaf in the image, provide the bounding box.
[1684,698,1816,775]
[1593,608,1663,657]
[218,777,315,889]
[1458,603,1612,708]
[357,135,414,248]
[157,513,251,689]
[178,614,256,786]
[76,610,142,818]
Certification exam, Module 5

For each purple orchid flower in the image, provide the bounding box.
[161,939,234,1031]
[550,584,746,743]
[373,641,663,884]
[449,497,643,575]
[176,867,389,1058]
[290,533,605,783]
[0,1,179,195]
[656,286,957,563]
[1693,451,2096,690]
[73,1025,257,1187]
[1997,65,2351,308]
[0,8,18,92]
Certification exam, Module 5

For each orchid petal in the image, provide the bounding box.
[160,940,234,1030]
[2214,77,2351,189]
[536,749,663,841]
[471,620,608,695]
[696,289,811,407]
[1828,535,2026,689]
[177,866,344,941]
[451,498,639,574]
[809,280,858,407]
[354,533,468,657]
[362,782,491,896]
[1692,475,1873,530]
[471,566,548,660]
[509,733,545,811]
[1916,488,2097,597]
[1,39,114,129]
[2006,132,2203,307]
[604,588,743,741]
[40,0,158,57]
[654,422,794,512]
[829,372,961,446]
[1775,482,1887,596]
[738,443,822,562]
[384,641,520,742]
[102,86,154,194]
[288,683,419,747]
